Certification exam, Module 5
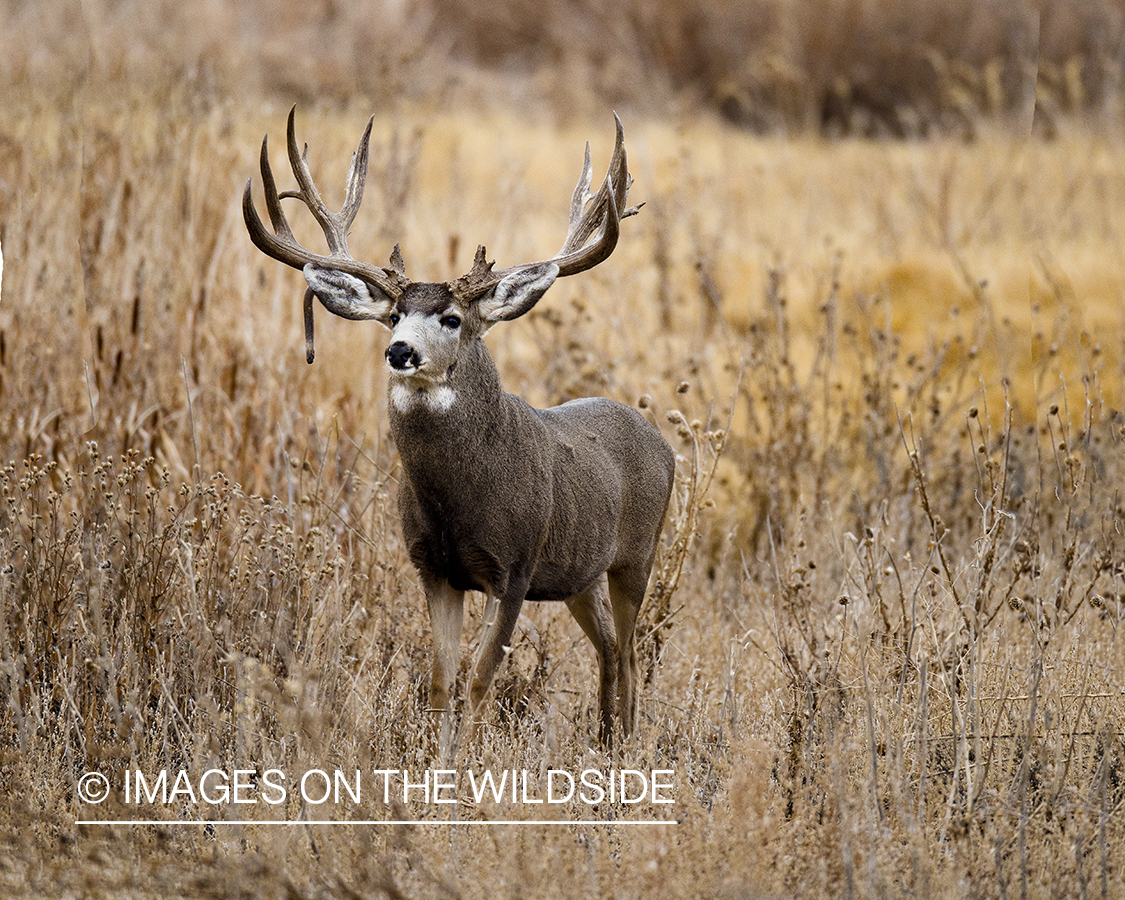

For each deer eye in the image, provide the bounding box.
[440,315,461,330]
[389,312,401,326]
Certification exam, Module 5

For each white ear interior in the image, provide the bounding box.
[478,263,560,322]
[304,264,394,323]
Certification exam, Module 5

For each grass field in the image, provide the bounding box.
[4,3,1125,898]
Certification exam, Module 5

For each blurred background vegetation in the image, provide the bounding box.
[4,0,1125,135]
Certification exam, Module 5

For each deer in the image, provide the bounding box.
[243,107,674,752]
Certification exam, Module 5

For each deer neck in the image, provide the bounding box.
[388,338,515,478]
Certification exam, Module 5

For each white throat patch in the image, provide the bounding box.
[391,382,457,414]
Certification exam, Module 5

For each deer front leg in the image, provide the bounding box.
[426,581,464,759]
[467,576,529,726]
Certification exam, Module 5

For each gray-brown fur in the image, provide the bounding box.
[244,109,672,750]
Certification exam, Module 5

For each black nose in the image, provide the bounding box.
[386,341,419,370]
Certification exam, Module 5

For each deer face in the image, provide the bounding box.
[384,283,468,383]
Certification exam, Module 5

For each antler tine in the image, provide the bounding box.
[243,155,305,270]
[280,105,349,255]
[611,111,635,213]
[243,106,409,301]
[258,135,296,242]
[566,142,595,240]
[341,116,374,226]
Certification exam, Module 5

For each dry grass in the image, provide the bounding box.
[3,5,1125,897]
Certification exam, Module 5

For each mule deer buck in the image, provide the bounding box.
[243,108,673,749]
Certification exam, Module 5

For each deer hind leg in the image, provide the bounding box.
[425,581,465,760]
[565,574,619,744]
[607,567,649,736]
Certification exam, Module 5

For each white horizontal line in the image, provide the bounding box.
[75,819,677,827]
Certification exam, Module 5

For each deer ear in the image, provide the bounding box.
[478,263,559,323]
[304,264,395,327]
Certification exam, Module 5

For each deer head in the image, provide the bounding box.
[243,107,641,370]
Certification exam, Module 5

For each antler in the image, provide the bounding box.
[242,106,411,303]
[450,113,642,303]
